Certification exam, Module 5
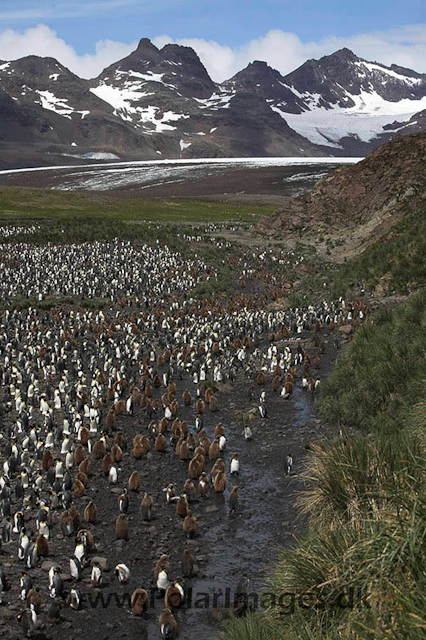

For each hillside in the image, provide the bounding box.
[261,130,426,261]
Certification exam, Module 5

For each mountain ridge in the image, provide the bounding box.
[0,40,426,168]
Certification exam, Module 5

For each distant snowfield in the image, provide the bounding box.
[0,156,362,192]
[279,92,426,148]
[0,156,362,176]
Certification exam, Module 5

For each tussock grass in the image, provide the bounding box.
[319,289,426,433]
[224,290,426,640]
[327,203,426,297]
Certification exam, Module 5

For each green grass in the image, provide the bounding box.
[0,185,276,224]
[318,290,426,434]
[223,290,426,640]
[325,203,426,297]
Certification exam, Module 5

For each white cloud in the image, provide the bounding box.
[0,24,137,78]
[155,25,426,82]
[0,23,425,82]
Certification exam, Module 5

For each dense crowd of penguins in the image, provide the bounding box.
[0,231,368,638]
[0,240,216,302]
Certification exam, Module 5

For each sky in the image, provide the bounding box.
[0,0,424,80]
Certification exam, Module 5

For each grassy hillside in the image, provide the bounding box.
[0,185,275,224]
[325,202,426,297]
[223,289,426,640]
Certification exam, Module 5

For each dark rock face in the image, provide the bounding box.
[284,48,426,107]
[223,61,307,114]
[0,41,426,167]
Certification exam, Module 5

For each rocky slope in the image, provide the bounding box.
[1,40,426,167]
[260,130,426,257]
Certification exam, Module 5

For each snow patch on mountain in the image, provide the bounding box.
[274,89,426,147]
[195,92,235,110]
[90,83,154,112]
[354,61,422,86]
[90,81,189,131]
[34,91,73,119]
[116,69,165,83]
[34,90,91,121]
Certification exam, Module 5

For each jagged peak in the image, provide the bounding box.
[161,43,200,60]
[135,38,159,53]
[226,59,281,84]
[330,47,358,60]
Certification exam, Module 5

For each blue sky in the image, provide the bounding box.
[0,0,423,51]
[0,0,424,79]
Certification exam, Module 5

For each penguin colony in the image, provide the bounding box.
[0,240,215,301]
[0,228,368,638]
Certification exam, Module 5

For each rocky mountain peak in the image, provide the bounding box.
[326,47,359,62]
[136,37,157,51]
[0,40,426,168]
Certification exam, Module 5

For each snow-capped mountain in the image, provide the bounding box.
[0,41,426,168]
[88,38,323,159]
[274,48,426,151]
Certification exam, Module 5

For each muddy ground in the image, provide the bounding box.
[0,322,343,640]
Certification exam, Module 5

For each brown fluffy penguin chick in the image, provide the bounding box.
[92,440,106,460]
[188,454,204,479]
[111,444,123,463]
[229,486,239,513]
[155,434,166,452]
[114,432,126,450]
[141,493,153,521]
[73,479,85,499]
[35,535,49,557]
[209,396,219,412]
[182,389,191,406]
[181,549,195,578]
[176,494,188,518]
[76,471,88,487]
[131,589,148,616]
[198,472,210,498]
[186,433,196,450]
[132,441,146,459]
[105,409,115,430]
[60,510,74,537]
[195,399,205,414]
[214,423,225,438]
[154,554,170,580]
[159,608,178,638]
[83,501,97,524]
[102,453,113,476]
[211,458,225,478]
[26,588,43,613]
[115,514,129,540]
[208,438,220,460]
[128,471,141,492]
[183,479,197,502]
[42,449,54,471]
[214,471,226,493]
[165,579,185,610]
[178,440,190,461]
[78,458,90,476]
[183,510,197,539]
